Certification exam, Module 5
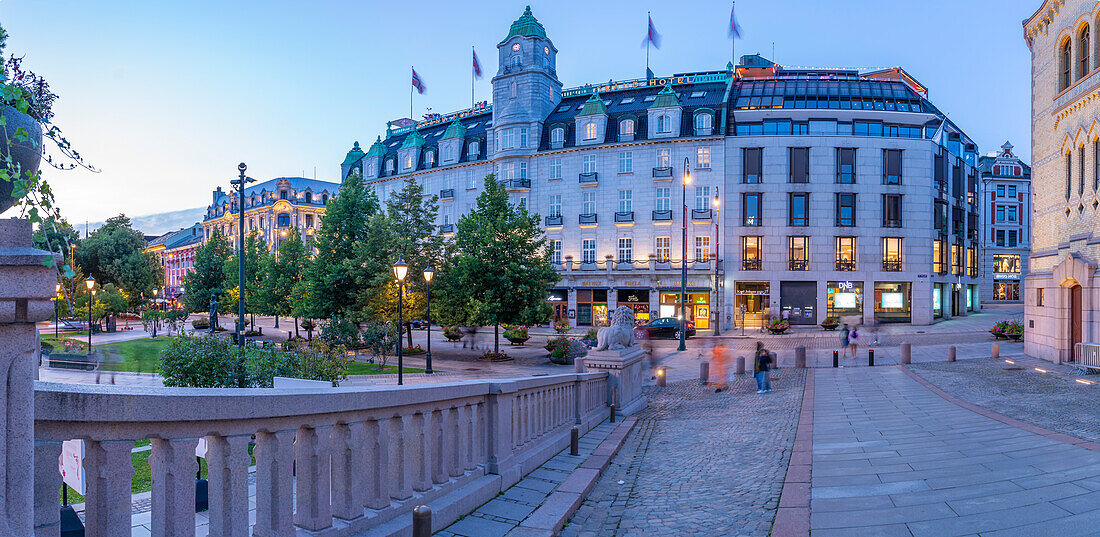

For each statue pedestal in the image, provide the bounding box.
[581,347,647,416]
[0,218,58,537]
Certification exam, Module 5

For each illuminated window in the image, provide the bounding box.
[620,119,635,137]
[656,148,671,168]
[550,240,562,264]
[584,122,598,140]
[697,146,711,168]
[655,236,670,262]
[656,114,672,133]
[695,236,711,262]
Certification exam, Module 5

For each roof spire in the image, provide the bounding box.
[505,5,547,40]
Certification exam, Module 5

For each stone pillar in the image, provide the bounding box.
[390,416,414,501]
[430,409,449,485]
[0,219,56,537]
[329,422,364,521]
[294,426,332,531]
[253,430,295,537]
[32,440,63,537]
[205,434,252,537]
[901,343,911,365]
[486,382,519,485]
[582,347,647,416]
[149,437,198,537]
[363,419,391,511]
[83,439,135,537]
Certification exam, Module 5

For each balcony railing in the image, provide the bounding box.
[691,209,712,220]
[835,259,856,271]
[882,219,902,228]
[883,259,902,272]
[509,178,531,190]
[694,127,714,136]
[652,167,672,179]
[559,258,720,271]
[545,215,563,227]
[579,172,598,184]
[579,213,598,225]
[439,223,455,234]
[652,210,673,221]
[550,139,564,149]
[619,133,635,142]
[440,189,455,200]
[788,259,809,271]
[742,258,762,271]
[614,211,635,223]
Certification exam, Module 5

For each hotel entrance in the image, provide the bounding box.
[735,282,770,328]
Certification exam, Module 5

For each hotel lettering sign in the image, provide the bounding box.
[386,103,493,137]
[561,72,731,98]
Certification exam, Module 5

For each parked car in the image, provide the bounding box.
[633,318,696,340]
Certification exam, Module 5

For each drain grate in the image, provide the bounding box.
[1004,367,1024,371]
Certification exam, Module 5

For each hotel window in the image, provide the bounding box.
[501,129,515,149]
[788,236,808,270]
[883,149,902,185]
[951,244,962,275]
[466,172,477,189]
[551,127,565,146]
[789,193,809,226]
[695,236,711,262]
[655,186,671,212]
[425,151,435,166]
[618,238,633,263]
[694,113,712,134]
[550,240,562,265]
[583,155,597,174]
[656,114,672,133]
[695,186,711,211]
[468,141,479,159]
[743,192,762,226]
[618,189,633,213]
[519,196,527,211]
[549,158,562,180]
[385,159,394,173]
[582,239,596,264]
[277,213,290,227]
[697,146,711,168]
[619,151,633,174]
[655,236,670,262]
[365,161,375,176]
[549,195,562,217]
[882,237,902,271]
[519,128,528,148]
[836,237,856,270]
[882,194,902,227]
[997,184,1006,197]
[933,239,945,273]
[404,153,414,169]
[742,236,762,270]
[996,205,1005,221]
[1008,205,1018,223]
[584,122,598,140]
[304,214,313,228]
[1080,25,1090,79]
[502,162,516,181]
[837,148,856,183]
[657,148,671,169]
[743,148,762,183]
[789,147,808,183]
[620,119,635,137]
[582,191,596,214]
[836,193,856,226]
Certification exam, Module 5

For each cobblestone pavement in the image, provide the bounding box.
[561,371,804,536]
[811,367,1100,536]
[907,358,1100,444]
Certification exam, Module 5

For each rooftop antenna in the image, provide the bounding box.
[771,42,775,63]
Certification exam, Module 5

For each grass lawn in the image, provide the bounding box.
[96,337,173,373]
[346,361,425,375]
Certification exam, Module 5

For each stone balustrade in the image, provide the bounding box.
[32,371,610,537]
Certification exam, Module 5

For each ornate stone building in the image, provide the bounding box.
[201,176,339,254]
[144,223,203,299]
[978,142,1032,304]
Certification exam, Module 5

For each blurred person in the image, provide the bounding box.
[755,341,772,393]
[849,325,860,360]
[712,343,729,392]
[840,323,851,358]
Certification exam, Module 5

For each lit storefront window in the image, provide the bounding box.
[826,281,863,317]
[874,281,911,323]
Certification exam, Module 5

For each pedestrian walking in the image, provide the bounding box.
[840,323,851,358]
[849,325,860,359]
[464,326,479,351]
[754,341,772,393]
[712,343,729,392]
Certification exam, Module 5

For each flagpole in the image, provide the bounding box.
[410,66,414,119]
[646,11,650,78]
[471,46,475,108]
[731,2,735,66]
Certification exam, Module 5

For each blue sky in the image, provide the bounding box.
[0,0,1037,226]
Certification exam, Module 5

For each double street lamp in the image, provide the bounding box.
[678,157,691,352]
[393,259,408,385]
[84,276,95,356]
[423,266,434,375]
[152,288,159,338]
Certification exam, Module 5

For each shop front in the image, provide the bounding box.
[993,275,1020,301]
[873,281,911,323]
[933,283,944,319]
[617,289,651,325]
[547,289,568,322]
[576,289,608,326]
[659,290,710,329]
[967,284,977,312]
[826,281,863,321]
[735,282,770,328]
[779,281,817,325]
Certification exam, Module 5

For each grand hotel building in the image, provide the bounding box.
[341,7,983,329]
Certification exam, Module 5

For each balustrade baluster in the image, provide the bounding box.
[253,430,295,537]
[364,419,391,510]
[431,408,448,484]
[390,415,414,500]
[456,405,471,473]
[83,439,134,537]
[466,403,479,471]
[33,440,63,537]
[331,422,365,520]
[206,434,252,537]
[150,437,198,537]
[446,407,463,478]
[412,412,432,492]
[294,425,332,530]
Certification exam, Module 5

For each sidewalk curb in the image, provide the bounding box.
[772,369,813,537]
[505,417,638,537]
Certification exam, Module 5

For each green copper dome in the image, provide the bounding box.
[441,119,467,140]
[506,6,546,40]
[400,130,426,150]
[365,137,387,158]
[648,83,681,108]
[579,92,608,116]
[341,141,366,166]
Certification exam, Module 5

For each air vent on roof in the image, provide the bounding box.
[604,100,611,106]
[484,121,492,127]
[468,122,479,128]
[690,91,706,98]
[434,130,444,137]
[621,97,635,104]
[576,105,585,110]
[558,105,571,112]
[643,95,657,102]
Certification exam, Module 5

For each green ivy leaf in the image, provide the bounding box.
[63,265,76,279]
[41,256,54,268]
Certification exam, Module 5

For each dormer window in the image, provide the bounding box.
[657,115,672,134]
[385,159,394,173]
[468,141,480,159]
[404,153,414,169]
[551,127,565,146]
[280,190,288,200]
[425,151,435,166]
[365,162,374,176]
[584,122,598,140]
[322,194,328,204]
[694,113,713,135]
[620,119,635,137]
[305,192,313,203]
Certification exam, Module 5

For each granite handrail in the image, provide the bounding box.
[32,371,611,537]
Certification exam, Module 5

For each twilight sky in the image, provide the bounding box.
[0,0,1037,226]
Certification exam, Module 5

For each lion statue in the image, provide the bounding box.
[595,305,636,351]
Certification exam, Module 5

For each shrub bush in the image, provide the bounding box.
[553,319,571,333]
[503,326,529,340]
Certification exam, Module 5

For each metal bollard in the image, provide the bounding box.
[570,426,579,456]
[735,356,746,375]
[948,345,956,362]
[413,505,432,537]
[795,346,806,369]
[991,343,999,359]
[868,349,875,367]
[700,361,710,385]
[656,367,666,387]
[833,350,839,368]
[610,404,616,423]
[901,343,911,365]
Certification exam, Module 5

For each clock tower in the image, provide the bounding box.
[490,6,561,159]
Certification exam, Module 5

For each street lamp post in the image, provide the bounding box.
[152,288,158,338]
[713,187,721,336]
[54,284,60,340]
[393,259,408,385]
[423,266,434,374]
[85,276,95,356]
[231,162,254,347]
[679,157,691,352]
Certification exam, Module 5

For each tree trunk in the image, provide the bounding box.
[406,322,413,347]
[494,323,500,354]
[274,314,280,328]
[294,317,299,338]
[250,313,254,330]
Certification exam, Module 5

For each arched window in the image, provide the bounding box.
[365,162,374,176]
[620,119,635,136]
[510,54,521,68]
[385,159,394,173]
[656,114,671,133]
[468,141,480,159]
[322,194,328,205]
[694,113,712,133]
[584,122,598,140]
[404,153,414,169]
[277,213,290,227]
[425,151,435,166]
[1081,26,1091,78]
[551,127,565,144]
[1062,39,1073,90]
[305,192,313,203]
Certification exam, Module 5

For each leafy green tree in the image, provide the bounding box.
[182,227,231,313]
[75,215,162,304]
[435,175,559,352]
[33,215,79,254]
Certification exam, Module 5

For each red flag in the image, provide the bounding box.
[473,49,483,79]
[641,15,662,49]
[411,68,426,94]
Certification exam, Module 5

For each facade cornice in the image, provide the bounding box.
[1024,0,1066,49]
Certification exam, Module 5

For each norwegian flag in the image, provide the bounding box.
[728,3,743,39]
[641,14,661,49]
[473,49,483,79]
[411,68,426,94]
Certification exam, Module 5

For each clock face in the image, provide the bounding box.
[512,43,521,52]
[544,46,550,54]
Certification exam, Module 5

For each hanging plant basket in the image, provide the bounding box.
[0,105,43,213]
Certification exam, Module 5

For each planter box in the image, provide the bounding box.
[767,328,788,335]
[1007,334,1022,340]
[821,324,838,331]
[506,337,529,346]
[991,332,1008,340]
[444,333,463,341]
